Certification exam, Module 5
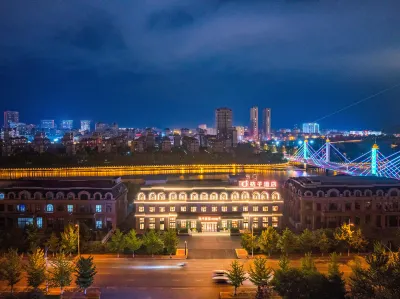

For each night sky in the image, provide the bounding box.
[0,0,399,130]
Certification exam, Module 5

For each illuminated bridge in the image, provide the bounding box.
[0,163,290,179]
[287,139,400,180]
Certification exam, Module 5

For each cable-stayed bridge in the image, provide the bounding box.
[287,139,400,180]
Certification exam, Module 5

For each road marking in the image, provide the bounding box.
[127,279,135,281]
[195,279,203,282]
[171,288,191,290]
[172,279,180,281]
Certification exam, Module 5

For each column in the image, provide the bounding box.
[371,144,379,176]
[304,139,308,160]
[325,139,331,163]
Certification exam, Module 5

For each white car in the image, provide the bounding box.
[212,270,229,277]
[212,275,231,284]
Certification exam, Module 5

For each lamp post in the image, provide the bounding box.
[45,246,49,293]
[75,223,80,256]
[251,224,254,258]
[184,241,187,258]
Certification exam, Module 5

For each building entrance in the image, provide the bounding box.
[201,222,218,232]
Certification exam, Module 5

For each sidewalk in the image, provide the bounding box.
[81,248,187,260]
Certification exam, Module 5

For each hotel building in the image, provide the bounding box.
[0,177,128,231]
[284,176,400,230]
[135,177,283,232]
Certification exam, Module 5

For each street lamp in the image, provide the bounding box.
[75,223,80,256]
[184,241,187,258]
[251,224,254,258]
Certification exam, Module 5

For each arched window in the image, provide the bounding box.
[261,192,269,200]
[105,193,113,200]
[179,192,187,200]
[377,190,384,197]
[390,189,399,197]
[191,193,199,200]
[241,192,250,200]
[231,192,239,200]
[80,193,89,200]
[210,193,218,200]
[317,191,325,198]
[20,191,29,200]
[158,192,166,200]
[253,192,260,200]
[343,190,351,197]
[46,204,54,212]
[220,192,228,200]
[200,193,208,200]
[304,191,313,197]
[56,192,64,200]
[138,193,146,201]
[149,192,156,201]
[94,193,102,200]
[354,190,362,197]
[169,192,177,201]
[34,192,42,200]
[364,190,373,197]
[67,193,74,200]
[328,189,339,198]
[272,192,280,200]
[8,193,15,200]
[46,192,54,200]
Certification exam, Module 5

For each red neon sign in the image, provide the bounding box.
[239,180,277,188]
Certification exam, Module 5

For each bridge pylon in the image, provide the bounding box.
[371,143,379,176]
[325,138,330,163]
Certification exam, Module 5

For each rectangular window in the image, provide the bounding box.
[160,223,165,230]
[253,223,259,229]
[159,207,165,212]
[262,206,268,212]
[67,205,73,213]
[139,218,145,230]
[170,206,175,212]
[243,206,248,212]
[191,207,197,212]
[232,206,238,212]
[170,218,176,228]
[222,206,227,212]
[181,206,187,212]
[96,220,102,229]
[190,221,196,228]
[106,204,112,213]
[253,217,258,222]
[212,206,217,212]
[201,206,207,212]
[36,217,43,228]
[272,206,279,212]
[36,204,41,211]
[149,207,155,212]
[253,206,259,212]
[272,223,278,227]
[17,217,33,228]
[149,223,155,229]
[138,206,144,212]
[149,218,155,223]
[272,216,279,222]
[17,204,26,212]
[180,221,186,228]
[95,205,102,213]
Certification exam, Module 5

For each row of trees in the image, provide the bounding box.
[107,229,179,257]
[241,224,369,257]
[0,248,97,295]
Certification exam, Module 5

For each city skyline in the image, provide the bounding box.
[0,1,399,130]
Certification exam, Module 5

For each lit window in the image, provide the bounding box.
[253,206,259,212]
[201,206,207,212]
[243,206,248,212]
[138,206,144,212]
[149,223,155,229]
[272,206,279,212]
[262,217,268,222]
[46,204,53,213]
[262,223,268,228]
[181,221,186,228]
[222,206,227,212]
[139,218,144,230]
[181,206,187,212]
[191,207,197,212]
[36,217,43,228]
[169,218,176,228]
[253,217,258,222]
[272,217,279,222]
[96,220,102,229]
[67,205,73,213]
[263,206,268,212]
[149,207,155,212]
[149,218,155,223]
[232,206,238,212]
[96,205,102,213]
[212,206,217,212]
[253,223,259,229]
[17,204,26,212]
[159,207,166,212]
[170,206,175,212]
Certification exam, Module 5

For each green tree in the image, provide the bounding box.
[49,252,74,294]
[226,260,247,296]
[0,249,23,294]
[46,232,60,257]
[316,230,331,256]
[240,230,258,254]
[124,229,142,258]
[108,229,126,258]
[61,224,78,255]
[327,252,346,299]
[248,257,272,299]
[349,228,368,253]
[143,230,164,257]
[335,222,359,256]
[258,226,279,256]
[271,264,308,299]
[75,256,97,295]
[162,229,179,255]
[25,248,47,291]
[26,223,41,253]
[277,228,298,255]
[301,252,317,273]
[299,229,314,253]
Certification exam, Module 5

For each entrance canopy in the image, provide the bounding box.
[176,213,243,221]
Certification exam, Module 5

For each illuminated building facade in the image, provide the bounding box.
[250,106,259,141]
[262,108,271,140]
[41,119,55,130]
[3,111,19,128]
[80,120,91,132]
[0,177,127,231]
[284,176,400,230]
[302,123,320,134]
[61,120,73,130]
[135,177,283,232]
[215,107,233,139]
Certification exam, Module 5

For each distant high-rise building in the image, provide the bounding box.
[302,123,320,134]
[61,120,73,130]
[80,120,91,132]
[262,108,271,140]
[250,106,259,141]
[95,122,108,132]
[4,111,19,128]
[215,107,233,139]
[181,128,190,137]
[41,120,55,130]
[198,124,207,130]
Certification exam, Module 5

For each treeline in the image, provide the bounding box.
[241,224,373,257]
